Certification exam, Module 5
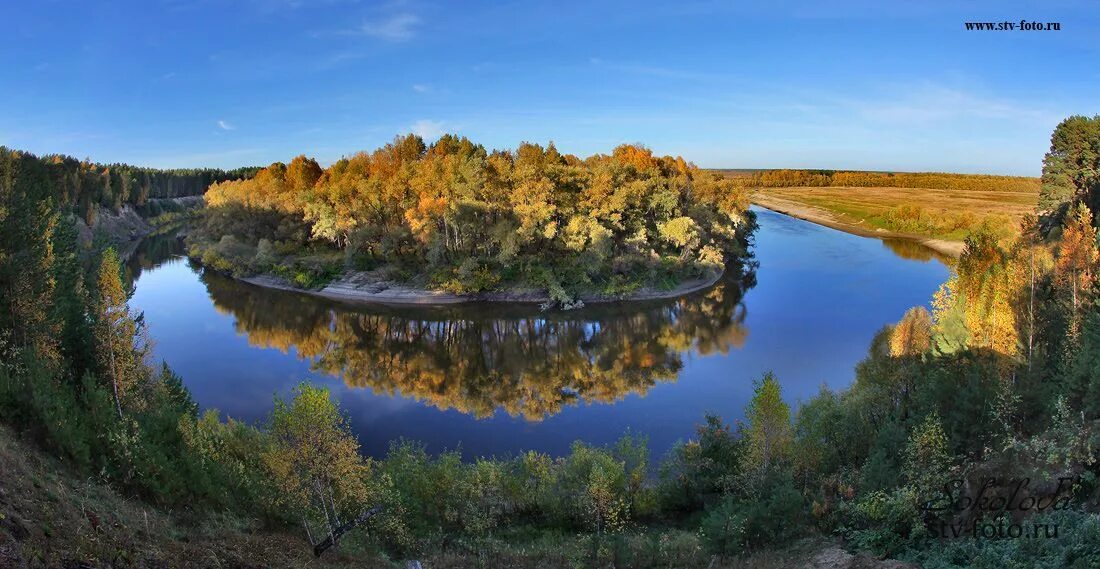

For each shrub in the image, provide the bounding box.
[699,496,746,557]
[901,509,1100,568]
[841,488,925,557]
[700,468,805,556]
[658,414,745,511]
[555,441,630,532]
[271,261,339,289]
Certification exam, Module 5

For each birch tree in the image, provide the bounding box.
[264,383,370,548]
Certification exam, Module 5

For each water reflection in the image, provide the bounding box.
[122,230,189,287]
[198,266,756,420]
[880,238,955,265]
[130,207,954,459]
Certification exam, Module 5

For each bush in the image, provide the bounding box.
[555,441,631,532]
[0,358,98,469]
[700,468,805,556]
[658,414,745,511]
[271,261,339,289]
[699,496,746,557]
[437,258,502,294]
[841,488,925,557]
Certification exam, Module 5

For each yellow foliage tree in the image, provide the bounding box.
[890,306,933,357]
[1055,203,1099,324]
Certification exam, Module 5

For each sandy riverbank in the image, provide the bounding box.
[752,194,965,259]
[240,268,723,307]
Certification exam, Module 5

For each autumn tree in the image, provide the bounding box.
[93,247,145,417]
[1054,203,1098,326]
[889,307,933,357]
[956,228,1024,359]
[189,135,755,303]
[286,155,323,195]
[264,383,371,548]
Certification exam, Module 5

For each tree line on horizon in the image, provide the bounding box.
[717,167,1041,194]
[0,146,258,227]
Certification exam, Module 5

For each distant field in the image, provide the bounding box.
[754,185,1038,241]
[710,169,1041,244]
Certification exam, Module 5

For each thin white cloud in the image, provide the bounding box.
[853,85,1060,126]
[359,13,419,41]
[410,119,445,140]
[217,120,236,131]
[412,84,429,93]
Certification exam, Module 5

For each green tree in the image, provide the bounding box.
[50,215,93,380]
[0,148,59,364]
[930,276,969,355]
[264,383,370,547]
[743,372,792,471]
[903,413,951,494]
[1039,115,1100,224]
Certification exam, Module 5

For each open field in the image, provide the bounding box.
[709,170,1041,252]
[752,185,1037,242]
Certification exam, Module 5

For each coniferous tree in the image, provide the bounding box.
[0,148,60,363]
[1039,115,1100,225]
[50,214,93,380]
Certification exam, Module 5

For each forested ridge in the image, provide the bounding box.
[0,146,257,226]
[187,134,754,304]
[1,118,1100,567]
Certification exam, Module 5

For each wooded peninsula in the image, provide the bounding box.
[186,135,755,306]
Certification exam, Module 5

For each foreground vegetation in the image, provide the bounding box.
[2,116,1100,567]
[188,135,754,304]
[717,168,1041,242]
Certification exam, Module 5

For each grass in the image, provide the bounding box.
[0,423,879,568]
[0,424,384,568]
[750,185,1037,242]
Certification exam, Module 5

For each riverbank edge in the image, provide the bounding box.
[752,194,965,259]
[237,267,724,306]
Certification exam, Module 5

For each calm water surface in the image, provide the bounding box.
[128,207,951,460]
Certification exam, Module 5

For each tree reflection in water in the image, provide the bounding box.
[880,238,955,265]
[198,264,757,421]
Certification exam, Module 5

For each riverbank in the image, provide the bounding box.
[74,197,205,260]
[240,266,724,306]
[752,194,965,259]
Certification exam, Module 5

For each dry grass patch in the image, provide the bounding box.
[753,185,1037,242]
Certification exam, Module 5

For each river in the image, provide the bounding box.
[127,206,951,460]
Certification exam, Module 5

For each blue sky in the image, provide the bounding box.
[2,1,1097,174]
